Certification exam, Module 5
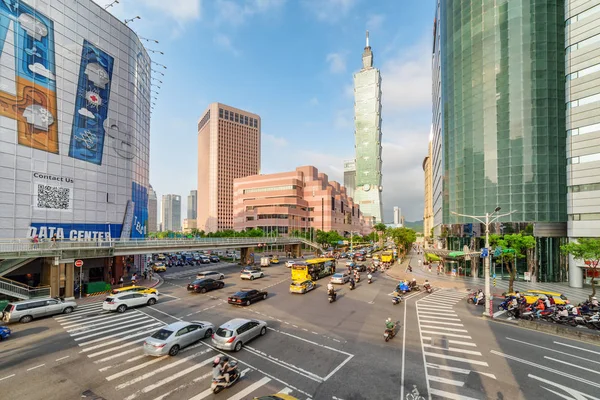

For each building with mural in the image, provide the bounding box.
[0,0,151,242]
[0,0,151,296]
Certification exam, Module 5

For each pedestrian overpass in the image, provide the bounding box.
[0,236,320,300]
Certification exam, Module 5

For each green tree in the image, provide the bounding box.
[245,228,264,237]
[561,238,600,300]
[490,233,535,293]
[373,223,387,246]
[388,227,417,255]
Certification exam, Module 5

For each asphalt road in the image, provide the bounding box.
[1,258,599,400]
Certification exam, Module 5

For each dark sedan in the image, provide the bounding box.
[209,255,220,263]
[187,278,225,293]
[353,264,367,272]
[228,289,268,306]
[199,257,211,264]
[356,254,366,261]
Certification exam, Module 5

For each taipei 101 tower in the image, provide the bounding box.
[352,31,383,224]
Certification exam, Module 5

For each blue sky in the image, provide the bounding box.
[96,0,435,223]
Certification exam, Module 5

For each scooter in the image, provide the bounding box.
[384,327,396,342]
[328,291,337,303]
[368,275,373,284]
[392,295,402,305]
[211,362,240,393]
[424,285,433,294]
[349,281,355,290]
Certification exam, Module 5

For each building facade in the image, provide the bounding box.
[423,139,433,239]
[148,185,157,233]
[161,194,181,232]
[0,0,151,241]
[352,31,383,224]
[343,159,356,199]
[438,0,567,282]
[182,218,196,233]
[197,103,260,233]
[393,206,400,225]
[187,190,197,220]
[565,1,600,287]
[431,2,443,240]
[233,166,371,236]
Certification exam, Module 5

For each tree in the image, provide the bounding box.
[388,227,417,255]
[561,238,600,300]
[520,226,538,283]
[490,233,535,293]
[373,222,387,246]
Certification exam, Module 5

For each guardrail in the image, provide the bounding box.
[0,276,51,300]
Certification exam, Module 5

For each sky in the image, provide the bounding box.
[94,0,435,224]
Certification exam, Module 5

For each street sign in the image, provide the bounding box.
[524,272,531,281]
[494,247,502,257]
[75,259,84,267]
[493,278,496,287]
[481,248,489,257]
[492,274,496,279]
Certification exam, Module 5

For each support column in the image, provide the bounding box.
[65,262,74,298]
[291,244,301,258]
[568,254,584,288]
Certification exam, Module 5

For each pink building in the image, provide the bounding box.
[233,166,372,236]
[197,103,261,232]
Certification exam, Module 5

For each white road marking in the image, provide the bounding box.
[158,293,180,300]
[0,374,15,381]
[78,322,162,346]
[84,331,153,354]
[418,301,456,308]
[94,347,140,363]
[529,374,600,400]
[55,356,70,361]
[429,388,479,400]
[69,315,148,334]
[424,352,489,366]
[61,312,116,327]
[27,364,45,371]
[266,327,352,355]
[99,354,147,372]
[505,337,600,366]
[416,315,461,321]
[426,363,496,379]
[419,319,464,327]
[428,375,465,387]
[493,310,507,318]
[553,341,600,356]
[106,356,169,381]
[227,376,272,400]
[146,306,183,320]
[278,387,293,394]
[75,319,157,340]
[152,372,212,400]
[400,293,407,400]
[544,356,600,376]
[243,346,322,382]
[491,351,600,389]
[115,349,212,390]
[323,354,354,381]
[423,344,482,356]
[421,338,477,348]
[123,357,215,400]
[420,325,468,333]
[421,330,471,339]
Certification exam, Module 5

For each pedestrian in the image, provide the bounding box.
[32,235,39,249]
[119,276,124,287]
[51,233,57,247]
[110,277,115,285]
[126,265,131,274]
[132,273,137,285]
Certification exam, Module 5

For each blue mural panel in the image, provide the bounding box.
[68,40,114,165]
[27,222,122,241]
[131,182,148,239]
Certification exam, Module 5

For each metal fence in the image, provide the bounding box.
[0,277,50,299]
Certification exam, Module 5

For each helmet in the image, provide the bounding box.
[386,317,391,323]
[221,356,229,363]
[213,356,221,366]
[412,278,416,281]
[593,297,597,300]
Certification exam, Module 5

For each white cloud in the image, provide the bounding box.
[326,53,346,74]
[263,133,288,147]
[213,34,240,56]
[309,97,319,106]
[302,0,358,22]
[215,0,285,26]
[28,63,55,80]
[92,0,201,22]
[366,14,384,30]
[78,108,95,119]
[381,37,432,110]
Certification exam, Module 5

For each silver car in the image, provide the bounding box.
[143,320,215,356]
[2,297,77,324]
[196,271,225,280]
[330,272,350,284]
[211,318,267,352]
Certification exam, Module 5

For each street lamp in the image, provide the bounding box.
[140,37,159,44]
[451,207,516,318]
[105,0,119,9]
[151,69,165,76]
[124,16,141,25]
[147,49,164,55]
[152,61,167,69]
[350,230,359,252]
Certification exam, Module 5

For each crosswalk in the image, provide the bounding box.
[416,290,496,400]
[53,302,306,399]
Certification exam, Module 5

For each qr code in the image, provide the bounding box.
[37,185,71,210]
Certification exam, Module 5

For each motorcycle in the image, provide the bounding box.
[211,361,240,393]
[384,327,396,342]
[328,290,337,303]
[349,281,355,290]
[423,285,432,294]
[392,295,402,305]
[368,275,373,284]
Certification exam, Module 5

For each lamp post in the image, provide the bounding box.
[350,230,359,252]
[451,207,516,318]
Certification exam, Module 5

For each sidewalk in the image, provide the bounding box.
[386,250,594,304]
[73,275,163,305]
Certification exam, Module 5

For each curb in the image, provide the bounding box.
[151,275,164,289]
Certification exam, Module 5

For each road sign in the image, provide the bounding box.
[494,247,502,257]
[481,248,489,257]
[524,272,531,281]
[493,279,496,287]
[75,259,84,267]
[492,273,496,279]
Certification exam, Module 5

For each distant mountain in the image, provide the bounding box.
[404,220,424,233]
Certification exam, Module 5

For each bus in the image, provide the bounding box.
[381,251,394,263]
[291,258,336,282]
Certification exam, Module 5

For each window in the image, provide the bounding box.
[244,116,249,125]
[569,182,600,193]
[235,113,239,122]
[580,153,600,163]
[568,93,600,108]
[567,33,600,53]
[219,108,223,118]
[569,213,600,221]
[567,63,600,81]
[566,4,600,25]
[224,110,229,119]
[243,185,296,194]
[568,123,600,136]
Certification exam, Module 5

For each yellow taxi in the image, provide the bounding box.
[270,256,280,264]
[289,279,315,294]
[373,255,380,261]
[507,290,569,305]
[152,263,167,272]
[112,286,158,295]
[253,394,298,400]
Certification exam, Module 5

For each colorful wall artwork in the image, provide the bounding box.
[0,0,58,153]
[68,40,114,165]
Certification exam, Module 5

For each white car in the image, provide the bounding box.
[196,271,225,280]
[102,292,158,313]
[330,272,350,284]
[240,269,264,280]
[285,260,296,268]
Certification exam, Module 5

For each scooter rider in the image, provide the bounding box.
[220,356,235,384]
[349,277,355,289]
[212,356,222,381]
[385,317,395,334]
[423,279,431,290]
[367,273,373,282]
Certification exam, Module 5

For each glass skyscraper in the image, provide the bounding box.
[437,0,568,282]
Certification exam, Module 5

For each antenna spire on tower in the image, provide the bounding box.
[366,30,370,48]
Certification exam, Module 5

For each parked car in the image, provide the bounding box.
[209,255,220,263]
[211,318,267,352]
[330,272,350,284]
[289,280,315,294]
[196,271,225,280]
[240,269,264,280]
[199,256,211,264]
[187,278,225,293]
[103,292,158,313]
[112,286,159,296]
[0,325,11,340]
[2,297,78,324]
[228,289,268,306]
[143,320,214,356]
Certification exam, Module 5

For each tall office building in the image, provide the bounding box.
[431,2,443,238]
[565,2,600,287]
[438,0,567,282]
[161,194,181,232]
[187,190,197,220]
[148,185,158,233]
[197,103,261,232]
[423,138,433,238]
[352,31,383,224]
[393,207,400,225]
[343,159,356,199]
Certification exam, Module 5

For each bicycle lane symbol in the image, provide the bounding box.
[405,384,426,400]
